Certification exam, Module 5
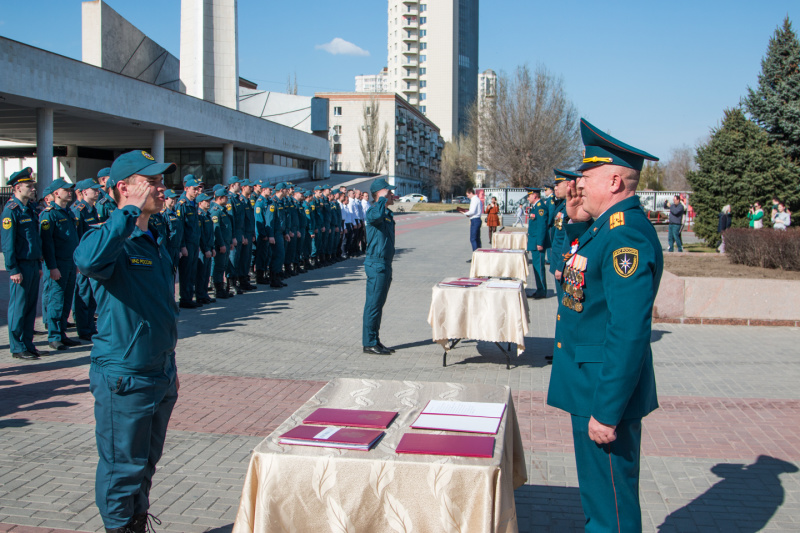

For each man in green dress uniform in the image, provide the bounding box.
[547,118,662,532]
[526,188,550,298]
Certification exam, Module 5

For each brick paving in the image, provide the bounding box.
[1,211,799,532]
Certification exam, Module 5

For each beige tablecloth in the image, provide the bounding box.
[492,232,528,250]
[428,278,530,356]
[232,378,527,533]
[469,250,530,285]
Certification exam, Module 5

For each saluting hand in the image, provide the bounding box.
[565,181,591,222]
[588,416,616,445]
[128,180,151,210]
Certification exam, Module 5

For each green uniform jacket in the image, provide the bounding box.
[547,195,662,425]
[198,208,214,254]
[176,196,201,246]
[266,197,285,235]
[1,196,43,275]
[304,200,316,233]
[209,202,233,249]
[254,196,273,240]
[70,200,100,239]
[526,199,551,250]
[149,212,170,249]
[550,199,568,274]
[287,197,300,233]
[40,203,79,268]
[96,191,118,223]
[243,195,256,240]
[365,197,395,262]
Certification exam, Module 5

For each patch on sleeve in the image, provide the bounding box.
[226,204,232,211]
[539,209,544,216]
[613,247,638,278]
[40,219,51,231]
[2,217,12,230]
[127,255,153,268]
[255,207,261,214]
[270,205,275,212]
[609,212,625,229]
[212,216,219,223]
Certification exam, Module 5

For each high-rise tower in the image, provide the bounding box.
[386,0,478,141]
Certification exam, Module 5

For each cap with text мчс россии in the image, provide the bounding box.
[370,178,396,194]
[108,150,176,188]
[43,178,75,197]
[577,118,659,172]
[76,178,102,191]
[7,167,35,187]
[554,169,583,182]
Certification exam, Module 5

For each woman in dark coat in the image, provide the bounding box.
[485,196,501,245]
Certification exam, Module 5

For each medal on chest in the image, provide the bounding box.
[562,246,587,313]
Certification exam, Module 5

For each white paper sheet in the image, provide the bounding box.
[411,413,501,434]
[486,281,522,289]
[422,400,506,418]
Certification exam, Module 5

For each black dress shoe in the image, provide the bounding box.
[545,355,553,360]
[67,321,77,328]
[29,347,44,357]
[33,329,46,336]
[49,341,68,351]
[377,342,396,353]
[61,337,82,347]
[12,351,39,360]
[363,345,391,355]
[466,259,472,263]
[79,334,94,341]
[179,300,198,309]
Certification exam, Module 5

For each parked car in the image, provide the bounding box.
[453,196,469,204]
[399,193,428,203]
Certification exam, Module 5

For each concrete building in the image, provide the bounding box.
[0,1,328,190]
[315,92,443,196]
[355,68,390,93]
[475,69,497,187]
[386,0,479,141]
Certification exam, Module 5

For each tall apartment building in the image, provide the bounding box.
[355,68,389,93]
[475,69,497,186]
[386,0,479,142]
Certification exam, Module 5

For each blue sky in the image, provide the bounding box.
[2,0,799,161]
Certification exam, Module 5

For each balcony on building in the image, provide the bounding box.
[404,6,419,16]
[403,58,418,67]
[402,84,419,94]
[396,133,407,144]
[402,68,418,80]
[402,46,419,55]
[402,16,418,29]
[396,153,406,161]
[402,31,418,42]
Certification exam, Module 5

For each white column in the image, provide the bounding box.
[0,158,6,186]
[223,142,234,181]
[151,130,165,162]
[36,107,54,196]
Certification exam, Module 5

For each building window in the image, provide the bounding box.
[420,55,426,62]
[420,106,427,114]
[420,80,427,88]
[420,42,427,50]
[333,106,342,116]
[333,125,342,134]
[420,29,427,37]
[333,144,342,154]
[420,4,427,12]
[420,17,427,24]
[420,93,427,100]
[420,68,426,75]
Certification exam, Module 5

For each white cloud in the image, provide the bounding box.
[315,38,370,57]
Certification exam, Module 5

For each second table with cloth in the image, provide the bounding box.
[232,377,527,533]
[491,231,528,250]
[428,277,531,368]
[469,248,529,286]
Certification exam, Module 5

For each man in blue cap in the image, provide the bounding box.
[2,168,44,359]
[267,183,289,287]
[311,185,327,266]
[176,175,202,308]
[254,182,274,284]
[302,188,317,270]
[195,192,216,304]
[74,150,178,533]
[526,187,550,298]
[549,170,583,302]
[225,176,247,294]
[96,167,118,223]
[547,119,662,533]
[72,178,102,340]
[39,178,81,350]
[240,179,258,288]
[163,190,184,277]
[362,178,397,355]
[210,186,235,298]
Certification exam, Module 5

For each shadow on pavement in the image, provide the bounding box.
[657,455,799,532]
[650,330,672,343]
[514,484,584,532]
[205,526,233,533]
[0,377,89,419]
[0,354,91,377]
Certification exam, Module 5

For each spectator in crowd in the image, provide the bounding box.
[457,188,483,257]
[485,196,501,244]
[772,202,791,230]
[667,194,685,252]
[514,201,525,227]
[748,202,765,228]
[718,204,732,253]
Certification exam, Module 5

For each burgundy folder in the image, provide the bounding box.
[279,426,384,451]
[302,408,398,429]
[395,433,495,458]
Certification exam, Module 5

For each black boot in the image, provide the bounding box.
[269,272,284,288]
[244,275,257,290]
[214,282,230,299]
[256,270,268,284]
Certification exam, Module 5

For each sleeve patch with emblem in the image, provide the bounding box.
[41,219,51,230]
[255,207,261,214]
[212,216,219,223]
[539,209,544,216]
[609,212,625,229]
[613,247,639,278]
[2,217,12,230]
[270,206,275,212]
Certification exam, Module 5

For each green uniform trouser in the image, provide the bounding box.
[195,255,212,299]
[7,259,40,354]
[284,233,297,269]
[240,239,254,276]
[571,415,643,533]
[295,232,305,263]
[212,250,229,283]
[43,259,76,343]
[270,233,285,273]
[303,231,313,261]
[73,271,97,337]
[255,238,271,271]
[530,249,547,297]
[178,243,199,303]
[362,260,392,346]
[313,230,325,258]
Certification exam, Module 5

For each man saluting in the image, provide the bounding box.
[547,119,663,532]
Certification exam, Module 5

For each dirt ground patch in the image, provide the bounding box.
[664,253,800,280]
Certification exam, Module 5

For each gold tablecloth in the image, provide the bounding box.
[469,250,530,285]
[428,278,530,356]
[232,378,527,533]
[492,232,528,250]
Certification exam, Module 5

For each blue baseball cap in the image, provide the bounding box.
[43,178,75,197]
[108,150,176,188]
[8,167,35,187]
[196,192,212,202]
[578,118,659,172]
[97,167,111,179]
[313,185,323,191]
[164,190,179,199]
[275,182,287,190]
[76,178,102,191]
[213,187,228,198]
[184,177,201,187]
[227,175,241,185]
[369,178,396,194]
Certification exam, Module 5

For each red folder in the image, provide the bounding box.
[302,408,398,429]
[395,433,495,458]
[279,425,384,451]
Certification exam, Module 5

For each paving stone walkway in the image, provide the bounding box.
[1,212,799,532]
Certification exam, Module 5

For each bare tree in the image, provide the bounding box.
[358,97,389,173]
[474,65,581,187]
[435,133,476,199]
[662,145,696,190]
[286,73,298,95]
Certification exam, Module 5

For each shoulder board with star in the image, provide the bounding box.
[609,212,625,229]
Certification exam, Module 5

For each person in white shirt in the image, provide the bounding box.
[360,192,371,253]
[348,189,364,256]
[340,194,355,257]
[458,188,483,258]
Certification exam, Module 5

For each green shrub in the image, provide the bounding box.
[724,227,800,270]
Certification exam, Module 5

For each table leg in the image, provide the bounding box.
[443,339,461,367]
[494,342,512,370]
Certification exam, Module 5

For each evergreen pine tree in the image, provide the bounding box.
[687,108,800,245]
[743,17,800,160]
